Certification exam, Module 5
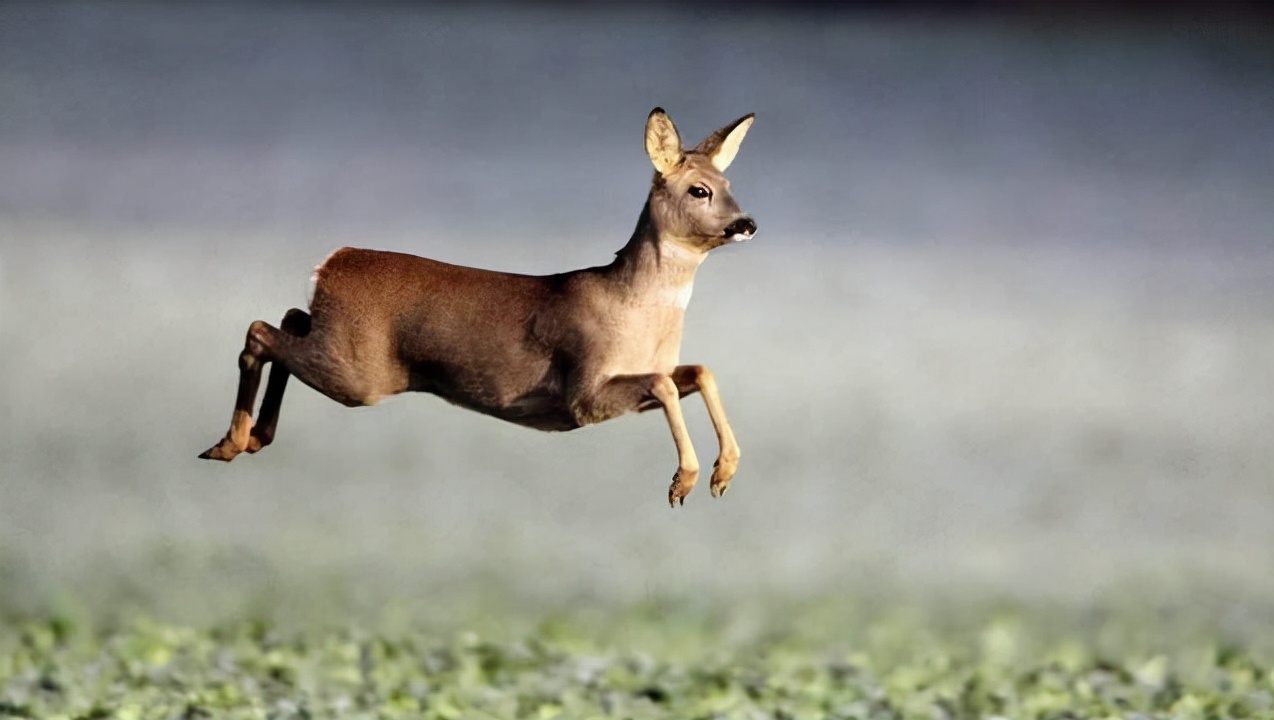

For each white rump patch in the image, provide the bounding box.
[307,247,342,305]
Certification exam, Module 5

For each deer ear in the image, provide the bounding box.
[645,107,683,175]
[696,113,754,172]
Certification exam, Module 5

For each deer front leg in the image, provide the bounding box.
[671,365,739,498]
[574,374,700,507]
[650,375,701,507]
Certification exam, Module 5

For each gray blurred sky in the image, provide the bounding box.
[1,1,1270,249]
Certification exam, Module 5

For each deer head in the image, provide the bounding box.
[644,108,757,254]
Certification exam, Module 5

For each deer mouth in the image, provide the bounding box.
[724,216,757,242]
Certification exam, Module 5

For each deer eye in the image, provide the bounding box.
[688,185,710,199]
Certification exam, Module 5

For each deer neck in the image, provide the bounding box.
[608,202,705,309]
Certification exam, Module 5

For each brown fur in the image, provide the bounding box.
[200,108,757,507]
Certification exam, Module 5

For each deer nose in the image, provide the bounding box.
[725,216,757,241]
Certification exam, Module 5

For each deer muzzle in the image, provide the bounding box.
[724,216,757,242]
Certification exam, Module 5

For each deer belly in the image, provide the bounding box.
[499,391,580,431]
[446,389,578,432]
[414,360,580,432]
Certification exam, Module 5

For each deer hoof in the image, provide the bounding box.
[667,467,699,507]
[244,430,273,454]
[198,436,242,462]
[710,457,738,498]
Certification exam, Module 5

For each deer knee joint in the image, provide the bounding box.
[245,320,275,357]
[677,365,703,382]
[247,320,270,341]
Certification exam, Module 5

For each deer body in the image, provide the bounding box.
[201,108,756,506]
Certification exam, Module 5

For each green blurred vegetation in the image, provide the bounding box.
[3,549,1273,720]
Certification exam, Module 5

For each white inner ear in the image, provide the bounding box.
[645,114,683,175]
[709,116,754,172]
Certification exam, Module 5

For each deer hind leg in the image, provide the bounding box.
[201,310,376,461]
[670,365,740,497]
[576,374,700,507]
[243,308,311,454]
[199,309,320,461]
[199,321,273,462]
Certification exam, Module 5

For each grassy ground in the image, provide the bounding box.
[3,586,1273,720]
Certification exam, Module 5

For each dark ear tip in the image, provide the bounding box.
[649,107,666,117]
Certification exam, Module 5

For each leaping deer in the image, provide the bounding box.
[199,108,757,507]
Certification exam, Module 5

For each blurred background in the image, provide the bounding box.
[1,1,1272,628]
